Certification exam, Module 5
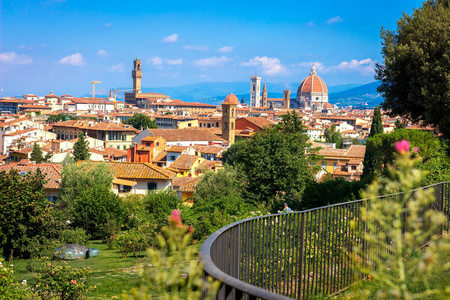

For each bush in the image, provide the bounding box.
[34,257,92,300]
[61,228,89,245]
[0,258,31,299]
[144,189,181,229]
[114,221,157,259]
[70,185,124,239]
[122,194,150,230]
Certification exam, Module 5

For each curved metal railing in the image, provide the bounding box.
[199,182,450,299]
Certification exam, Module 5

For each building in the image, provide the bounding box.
[132,128,225,147]
[125,56,170,106]
[127,136,166,163]
[297,64,329,110]
[222,93,238,144]
[262,82,268,107]
[250,75,261,108]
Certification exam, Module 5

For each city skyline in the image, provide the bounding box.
[1,0,423,97]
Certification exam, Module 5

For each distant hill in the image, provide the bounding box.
[84,81,382,107]
[329,81,382,108]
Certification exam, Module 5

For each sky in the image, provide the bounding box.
[0,0,424,97]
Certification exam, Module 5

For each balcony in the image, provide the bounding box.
[199,182,450,299]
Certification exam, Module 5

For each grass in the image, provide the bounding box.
[11,240,204,299]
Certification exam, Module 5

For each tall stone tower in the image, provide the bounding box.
[132,56,142,94]
[262,82,268,107]
[250,75,261,108]
[283,90,291,109]
[222,93,238,144]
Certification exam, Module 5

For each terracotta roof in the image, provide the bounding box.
[89,147,128,158]
[347,159,363,165]
[167,146,189,153]
[345,145,366,158]
[153,151,167,163]
[198,145,224,154]
[239,117,275,129]
[52,120,139,132]
[169,155,201,170]
[145,128,224,142]
[141,135,162,142]
[0,163,62,189]
[103,161,175,180]
[171,176,201,192]
[198,160,222,171]
[297,66,328,95]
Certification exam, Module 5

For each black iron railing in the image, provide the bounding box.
[199,182,450,300]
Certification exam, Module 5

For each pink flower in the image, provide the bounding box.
[394,139,410,154]
[168,210,183,228]
[413,147,419,152]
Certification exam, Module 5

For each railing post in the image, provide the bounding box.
[297,213,305,300]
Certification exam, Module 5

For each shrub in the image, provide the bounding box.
[350,140,450,299]
[61,228,89,245]
[34,257,92,300]
[144,189,181,229]
[71,185,124,239]
[0,258,31,299]
[121,194,150,230]
[114,222,157,259]
[122,210,219,300]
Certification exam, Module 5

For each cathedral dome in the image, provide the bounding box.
[297,65,328,95]
[223,93,239,105]
[323,102,333,109]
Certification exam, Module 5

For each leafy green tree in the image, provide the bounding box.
[362,106,385,177]
[0,169,63,258]
[71,185,124,239]
[30,142,51,164]
[324,124,343,148]
[123,113,157,130]
[194,167,245,201]
[221,111,314,209]
[376,0,450,139]
[144,189,181,229]
[220,140,245,167]
[46,114,76,123]
[364,129,450,185]
[59,162,114,210]
[73,132,90,162]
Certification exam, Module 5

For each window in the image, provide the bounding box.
[123,145,126,150]
[216,122,219,127]
[147,182,157,191]
[188,123,191,127]
[170,155,176,160]
[334,163,337,171]
[156,142,159,146]
[146,142,151,146]
[322,161,326,168]
[119,185,132,193]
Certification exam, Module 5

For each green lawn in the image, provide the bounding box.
[12,241,157,299]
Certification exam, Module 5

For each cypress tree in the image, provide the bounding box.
[30,142,44,163]
[363,106,384,178]
[73,132,90,162]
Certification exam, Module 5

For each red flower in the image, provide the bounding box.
[394,139,410,154]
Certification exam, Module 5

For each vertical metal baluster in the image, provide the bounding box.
[285,213,292,297]
[314,209,321,297]
[305,212,312,300]
[297,213,305,300]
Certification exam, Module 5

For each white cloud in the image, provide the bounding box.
[165,58,183,65]
[194,56,231,67]
[108,63,125,72]
[105,23,112,26]
[326,16,343,25]
[58,52,85,66]
[217,46,234,53]
[184,45,208,51]
[296,61,325,72]
[97,49,108,57]
[241,56,288,75]
[325,58,376,75]
[17,45,26,49]
[200,74,209,79]
[0,52,33,64]
[162,33,178,43]
[148,56,163,66]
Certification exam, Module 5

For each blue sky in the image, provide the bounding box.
[1,0,424,97]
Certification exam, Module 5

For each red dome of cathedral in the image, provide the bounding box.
[223,93,239,105]
[323,102,333,109]
[297,65,328,95]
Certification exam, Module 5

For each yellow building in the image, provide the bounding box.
[313,145,366,180]
[167,154,205,177]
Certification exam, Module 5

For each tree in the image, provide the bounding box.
[123,113,157,130]
[221,111,314,209]
[30,142,51,163]
[59,161,114,209]
[0,169,63,258]
[73,132,90,162]
[364,129,450,184]
[71,185,124,239]
[376,0,450,139]
[362,106,384,177]
[144,189,181,229]
[46,114,76,123]
[324,124,343,148]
